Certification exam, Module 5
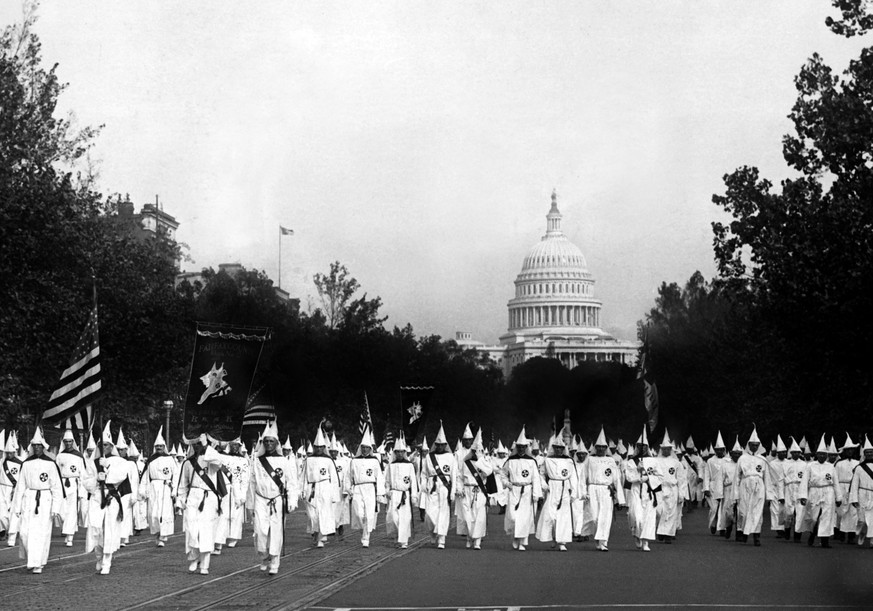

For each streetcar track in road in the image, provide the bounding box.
[0,531,186,575]
[276,533,430,611]
[126,529,416,611]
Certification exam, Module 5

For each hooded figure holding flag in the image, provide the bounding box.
[55,429,88,547]
[420,422,457,549]
[385,432,419,549]
[83,421,133,574]
[349,425,386,548]
[249,420,298,574]
[10,427,62,573]
[137,426,178,547]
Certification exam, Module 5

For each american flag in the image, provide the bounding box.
[242,385,276,427]
[358,392,373,436]
[42,300,102,428]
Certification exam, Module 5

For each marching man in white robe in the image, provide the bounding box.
[535,434,576,551]
[421,422,457,549]
[849,435,873,547]
[703,432,727,534]
[114,429,139,547]
[329,434,351,539]
[10,428,62,573]
[834,433,860,543]
[1,432,22,544]
[625,427,660,552]
[457,428,492,550]
[249,421,298,574]
[502,427,543,551]
[349,425,385,548]
[216,437,249,553]
[585,427,626,551]
[55,429,88,547]
[783,437,808,542]
[733,427,776,546]
[766,435,788,537]
[84,421,133,574]
[800,434,842,548]
[385,432,419,549]
[301,425,338,548]
[454,423,475,536]
[137,426,178,547]
[176,434,228,574]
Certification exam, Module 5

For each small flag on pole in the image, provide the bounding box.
[42,296,102,428]
[280,226,294,236]
[639,328,659,431]
[359,392,373,436]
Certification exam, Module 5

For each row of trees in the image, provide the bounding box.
[644,1,873,444]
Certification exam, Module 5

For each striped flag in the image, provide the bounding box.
[358,392,373,436]
[280,226,294,236]
[242,385,276,428]
[383,413,394,447]
[42,299,102,427]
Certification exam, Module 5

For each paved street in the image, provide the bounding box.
[1,507,870,610]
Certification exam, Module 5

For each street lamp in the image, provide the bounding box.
[162,400,174,446]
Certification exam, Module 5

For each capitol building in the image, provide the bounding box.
[458,191,639,377]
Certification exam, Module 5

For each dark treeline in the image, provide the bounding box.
[644,3,873,447]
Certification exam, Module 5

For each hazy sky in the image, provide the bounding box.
[3,1,866,342]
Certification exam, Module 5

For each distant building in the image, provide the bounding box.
[461,191,639,378]
[116,194,180,267]
[175,263,290,302]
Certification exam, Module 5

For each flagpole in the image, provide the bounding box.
[278,226,282,290]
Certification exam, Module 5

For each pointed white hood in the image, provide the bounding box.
[748,426,761,445]
[434,422,448,445]
[840,432,859,451]
[637,426,649,447]
[776,435,787,453]
[116,428,128,450]
[514,426,530,447]
[594,427,608,447]
[29,426,48,448]
[153,426,167,448]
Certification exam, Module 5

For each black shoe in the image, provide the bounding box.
[821,537,830,548]
[847,533,856,544]
[664,536,672,544]
[724,526,733,539]
[775,530,784,539]
[753,534,761,547]
[793,532,802,543]
[807,533,816,547]
[783,527,791,540]
[656,534,664,541]
[710,526,717,535]
[833,531,845,542]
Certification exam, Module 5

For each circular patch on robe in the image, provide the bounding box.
[668,467,676,475]
[825,473,832,481]
[39,472,48,482]
[366,468,373,477]
[561,469,569,477]
[162,467,171,476]
[442,465,451,474]
[319,467,327,476]
[70,465,77,473]
[274,468,284,478]
[798,472,804,478]
[521,469,530,478]
[756,464,763,473]
[604,468,612,477]
[337,465,343,473]
[647,467,656,475]
[403,475,411,484]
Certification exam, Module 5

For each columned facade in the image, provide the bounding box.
[495,191,638,377]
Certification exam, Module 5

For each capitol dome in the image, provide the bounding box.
[502,191,607,340]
